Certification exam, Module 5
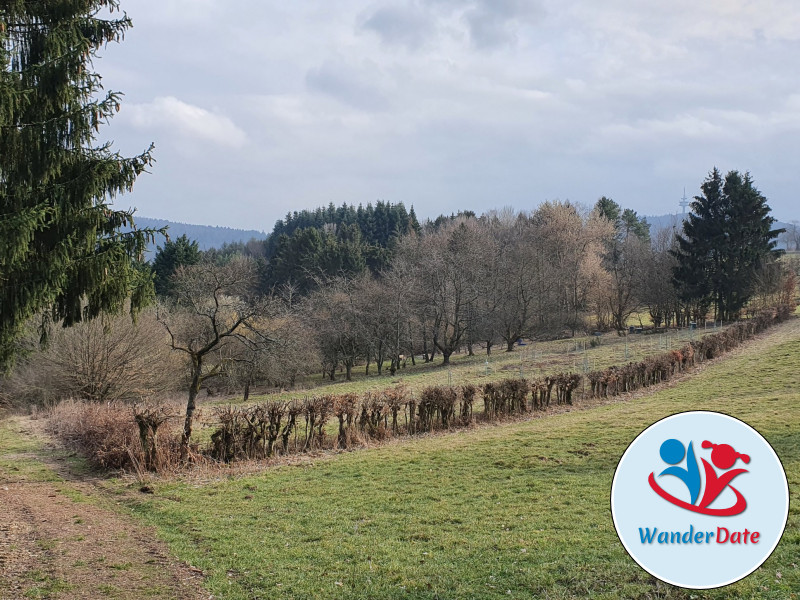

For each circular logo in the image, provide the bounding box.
[611,411,789,589]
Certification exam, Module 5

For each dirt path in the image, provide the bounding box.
[0,420,208,600]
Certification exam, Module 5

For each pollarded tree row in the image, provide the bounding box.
[587,304,793,398]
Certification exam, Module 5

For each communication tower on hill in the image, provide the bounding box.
[679,188,690,214]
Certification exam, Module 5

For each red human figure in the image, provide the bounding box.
[698,441,750,509]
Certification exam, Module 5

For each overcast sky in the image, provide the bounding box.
[100,0,800,230]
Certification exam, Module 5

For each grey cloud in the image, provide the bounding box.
[305,59,391,111]
[426,0,545,48]
[476,0,543,19]
[466,0,545,48]
[465,10,515,48]
[360,2,435,49]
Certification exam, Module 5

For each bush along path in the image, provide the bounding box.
[0,418,207,600]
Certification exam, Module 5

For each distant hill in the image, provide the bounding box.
[132,217,267,259]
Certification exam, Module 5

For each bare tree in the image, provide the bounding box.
[465,215,502,355]
[779,220,800,252]
[414,218,483,365]
[602,234,649,331]
[157,257,268,459]
[263,315,320,387]
[224,306,318,398]
[639,227,681,327]
[380,259,422,373]
[304,275,366,381]
[488,212,559,350]
[390,234,436,362]
[533,201,611,336]
[354,275,392,375]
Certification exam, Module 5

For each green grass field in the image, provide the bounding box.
[119,319,800,599]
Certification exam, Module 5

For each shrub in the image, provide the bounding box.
[45,400,182,472]
[1,309,181,407]
[44,305,791,471]
[417,386,457,432]
[334,393,359,448]
[460,384,477,422]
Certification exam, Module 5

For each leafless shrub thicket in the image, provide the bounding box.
[0,309,180,407]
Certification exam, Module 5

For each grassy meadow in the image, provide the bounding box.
[114,319,800,599]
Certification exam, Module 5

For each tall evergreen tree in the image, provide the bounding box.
[153,235,201,297]
[0,0,159,368]
[594,197,650,242]
[595,196,621,226]
[408,206,421,234]
[672,169,783,321]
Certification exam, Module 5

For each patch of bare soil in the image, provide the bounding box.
[0,440,208,599]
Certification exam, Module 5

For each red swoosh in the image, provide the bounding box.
[648,472,747,516]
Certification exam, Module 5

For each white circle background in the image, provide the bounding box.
[611,411,789,589]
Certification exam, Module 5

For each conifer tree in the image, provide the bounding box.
[672,169,783,321]
[153,235,201,297]
[0,0,158,368]
[408,205,421,234]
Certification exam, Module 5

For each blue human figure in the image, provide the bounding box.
[658,439,701,505]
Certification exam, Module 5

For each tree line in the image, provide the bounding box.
[151,177,789,379]
[5,175,791,458]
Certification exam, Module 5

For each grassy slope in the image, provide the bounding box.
[126,321,800,600]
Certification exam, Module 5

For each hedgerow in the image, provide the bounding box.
[44,304,794,473]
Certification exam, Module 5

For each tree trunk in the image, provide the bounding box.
[486,340,492,356]
[407,321,416,366]
[345,361,352,381]
[243,378,251,402]
[506,339,515,352]
[181,357,202,461]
